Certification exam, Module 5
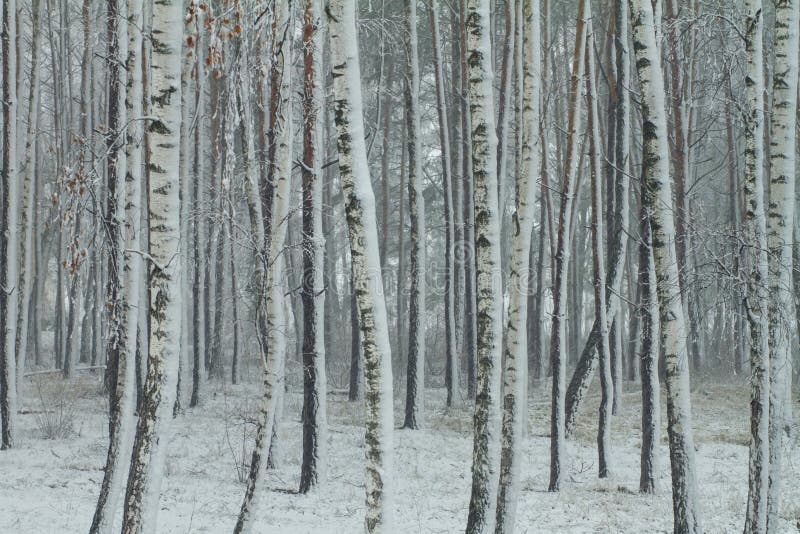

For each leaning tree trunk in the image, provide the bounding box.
[495,0,540,530]
[628,0,702,531]
[564,0,631,435]
[119,0,182,527]
[0,0,19,450]
[742,1,770,531]
[234,2,294,531]
[464,1,504,532]
[548,0,589,493]
[403,0,426,430]
[299,0,328,495]
[765,0,799,529]
[429,0,457,409]
[586,23,613,480]
[328,1,396,531]
[89,0,141,530]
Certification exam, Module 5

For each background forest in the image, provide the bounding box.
[0,0,799,532]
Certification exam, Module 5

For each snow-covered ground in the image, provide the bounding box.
[1,374,798,533]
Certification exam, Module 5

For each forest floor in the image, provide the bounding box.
[1,372,798,533]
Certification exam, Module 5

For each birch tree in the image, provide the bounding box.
[403,0,426,430]
[742,1,770,530]
[628,0,702,530]
[495,0,540,529]
[235,2,295,530]
[90,0,142,529]
[328,1,396,530]
[120,0,183,527]
[464,0,504,531]
[765,0,798,528]
[586,21,612,479]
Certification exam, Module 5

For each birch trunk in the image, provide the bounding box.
[586,23,613,479]
[328,1,396,530]
[628,0,702,530]
[464,0,504,531]
[299,0,328,494]
[403,0,426,430]
[548,0,589,492]
[234,2,294,530]
[495,0,540,529]
[0,0,19,450]
[766,0,798,528]
[90,0,141,529]
[742,1,770,531]
[119,0,182,526]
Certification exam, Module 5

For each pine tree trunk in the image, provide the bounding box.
[328,1,396,530]
[464,1,504,531]
[299,0,328,494]
[429,0,458,409]
[495,1,540,529]
[403,0,426,430]
[628,0,702,530]
[637,185,660,495]
[548,0,589,492]
[0,0,19,450]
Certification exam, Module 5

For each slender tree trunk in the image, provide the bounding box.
[495,1,539,529]
[299,0,328,494]
[586,24,613,479]
[548,0,589,492]
[234,3,295,530]
[403,0,426,430]
[328,2,396,530]
[742,2,770,531]
[430,0,457,409]
[0,0,19,450]
[638,185,660,494]
[765,0,798,529]
[628,1,702,530]
[464,1,504,531]
[348,270,362,402]
[90,1,142,528]
[120,0,182,525]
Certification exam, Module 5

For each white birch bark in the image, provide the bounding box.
[586,19,613,480]
[234,2,294,530]
[403,0,426,430]
[328,1,395,530]
[90,0,141,530]
[464,0,504,532]
[742,1,770,531]
[628,0,702,530]
[119,0,182,527]
[766,0,798,528]
[1,0,20,450]
[495,0,540,530]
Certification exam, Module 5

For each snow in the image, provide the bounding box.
[2,375,797,533]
